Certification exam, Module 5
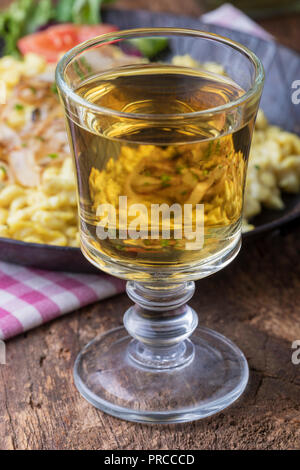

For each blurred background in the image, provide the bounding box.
[121,1,300,54]
[1,0,300,53]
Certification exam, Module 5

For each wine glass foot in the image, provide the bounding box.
[73,326,249,423]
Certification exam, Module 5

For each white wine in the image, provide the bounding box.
[66,64,254,279]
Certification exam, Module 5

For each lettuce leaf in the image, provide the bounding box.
[0,0,116,56]
[55,0,76,22]
[0,0,53,56]
[128,37,169,59]
[57,0,115,24]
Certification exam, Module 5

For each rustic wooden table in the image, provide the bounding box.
[1,0,300,451]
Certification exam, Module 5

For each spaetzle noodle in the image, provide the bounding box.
[0,53,299,246]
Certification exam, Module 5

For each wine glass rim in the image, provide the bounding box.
[56,27,265,120]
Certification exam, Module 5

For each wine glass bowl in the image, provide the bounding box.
[56,28,264,423]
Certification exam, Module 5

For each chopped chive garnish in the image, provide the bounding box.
[51,83,58,95]
[73,62,85,80]
[14,103,24,111]
[80,57,92,73]
[161,174,171,187]
[255,164,260,170]
[0,166,7,174]
[161,240,169,247]
[161,174,171,183]
[48,153,58,159]
[204,141,213,159]
[115,244,125,250]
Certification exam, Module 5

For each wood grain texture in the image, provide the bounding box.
[1,0,300,451]
[1,228,300,450]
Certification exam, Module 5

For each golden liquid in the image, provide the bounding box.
[66,64,254,277]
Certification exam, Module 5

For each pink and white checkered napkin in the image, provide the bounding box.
[0,261,125,340]
[0,4,271,340]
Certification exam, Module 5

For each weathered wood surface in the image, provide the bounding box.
[0,0,300,451]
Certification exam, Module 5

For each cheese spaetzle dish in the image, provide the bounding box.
[0,52,300,246]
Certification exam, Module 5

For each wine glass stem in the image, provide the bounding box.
[124,281,198,369]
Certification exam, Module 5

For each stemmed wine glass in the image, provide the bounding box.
[56,28,264,423]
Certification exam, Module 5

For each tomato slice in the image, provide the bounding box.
[18,24,78,62]
[77,24,119,43]
[45,24,81,49]
[18,23,118,63]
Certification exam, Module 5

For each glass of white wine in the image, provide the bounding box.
[56,28,264,423]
